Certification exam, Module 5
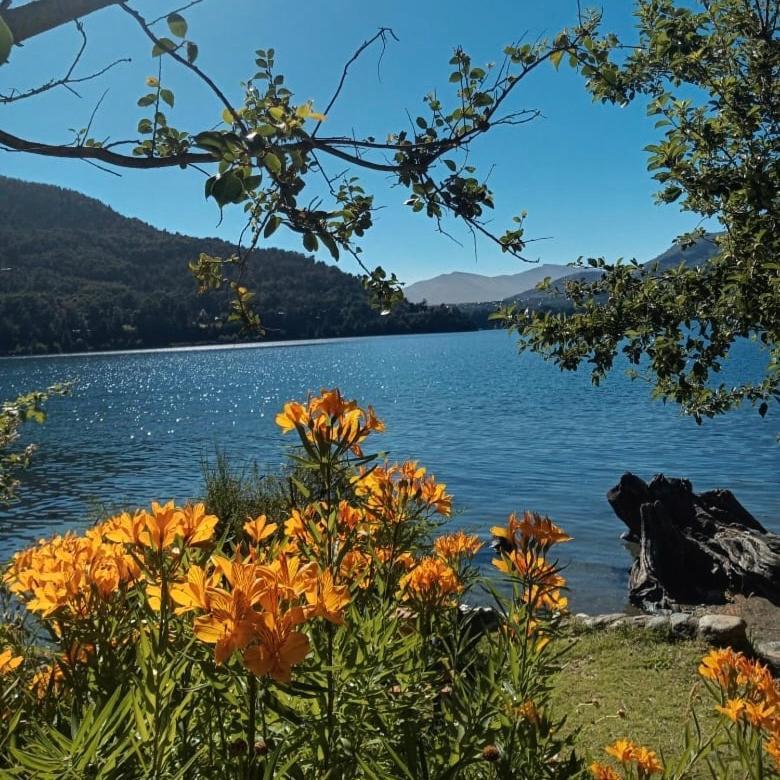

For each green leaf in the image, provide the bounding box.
[137,94,156,108]
[160,89,175,108]
[152,37,177,57]
[264,215,281,238]
[186,41,199,64]
[550,49,565,70]
[167,13,188,38]
[303,232,318,252]
[0,15,14,65]
[208,172,244,206]
[263,152,282,174]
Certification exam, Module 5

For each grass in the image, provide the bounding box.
[549,625,718,772]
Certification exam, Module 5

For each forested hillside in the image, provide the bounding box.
[0,177,474,354]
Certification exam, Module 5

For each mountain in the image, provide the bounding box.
[0,176,475,355]
[404,264,573,305]
[500,233,721,309]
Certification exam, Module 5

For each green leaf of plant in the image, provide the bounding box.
[160,89,175,108]
[263,152,282,174]
[152,37,177,57]
[186,41,199,63]
[167,13,188,38]
[0,15,14,65]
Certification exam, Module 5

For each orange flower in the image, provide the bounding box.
[243,609,310,683]
[275,389,384,456]
[767,735,780,770]
[399,556,461,607]
[699,647,743,689]
[141,501,181,550]
[193,587,260,664]
[29,663,64,699]
[0,648,23,676]
[717,697,746,723]
[515,511,572,547]
[170,564,216,614]
[492,511,571,551]
[275,401,307,433]
[744,700,775,729]
[244,514,278,544]
[305,569,350,624]
[589,763,620,780]
[633,746,663,775]
[355,462,452,523]
[178,503,219,546]
[605,738,639,764]
[433,531,482,562]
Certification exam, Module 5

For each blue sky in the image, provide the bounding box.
[1,1,709,283]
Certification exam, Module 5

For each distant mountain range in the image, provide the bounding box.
[406,236,720,306]
[0,176,473,355]
[404,264,573,305]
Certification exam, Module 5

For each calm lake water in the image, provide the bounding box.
[1,330,777,612]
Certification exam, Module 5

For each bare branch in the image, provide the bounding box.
[313,27,398,137]
[148,0,203,26]
[0,19,129,104]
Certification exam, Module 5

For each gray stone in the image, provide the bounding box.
[696,614,747,646]
[646,616,670,632]
[590,613,628,629]
[756,641,780,673]
[669,613,697,637]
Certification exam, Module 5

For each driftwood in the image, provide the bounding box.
[607,473,780,611]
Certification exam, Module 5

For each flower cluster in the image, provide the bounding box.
[590,739,663,778]
[275,388,384,457]
[355,461,453,523]
[174,554,349,682]
[491,512,570,614]
[433,530,483,562]
[3,501,218,621]
[699,647,780,768]
[398,556,462,607]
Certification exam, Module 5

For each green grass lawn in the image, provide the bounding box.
[549,626,719,772]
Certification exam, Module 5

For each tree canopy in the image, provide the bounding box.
[499,0,779,422]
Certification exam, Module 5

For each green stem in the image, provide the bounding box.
[246,673,257,778]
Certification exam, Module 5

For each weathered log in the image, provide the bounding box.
[607,473,780,611]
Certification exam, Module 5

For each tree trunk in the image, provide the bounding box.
[607,473,780,611]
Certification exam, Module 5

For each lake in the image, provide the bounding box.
[1,330,777,613]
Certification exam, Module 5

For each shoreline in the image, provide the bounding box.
[0,327,488,362]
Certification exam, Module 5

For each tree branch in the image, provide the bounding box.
[0,127,214,167]
[2,0,121,44]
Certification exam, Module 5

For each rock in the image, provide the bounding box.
[697,614,747,647]
[756,641,780,673]
[646,615,670,632]
[670,613,697,637]
[607,473,780,611]
[589,613,627,629]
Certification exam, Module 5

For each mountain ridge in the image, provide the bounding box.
[406,234,721,306]
[0,176,474,355]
